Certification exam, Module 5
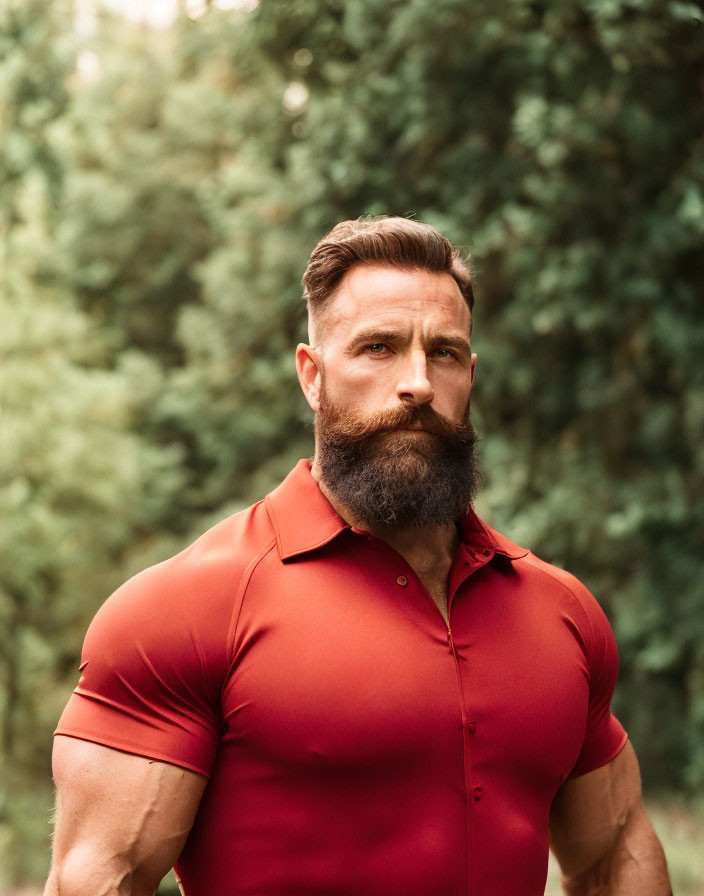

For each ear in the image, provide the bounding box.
[469,352,477,389]
[296,343,323,411]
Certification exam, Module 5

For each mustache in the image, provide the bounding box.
[318,401,475,446]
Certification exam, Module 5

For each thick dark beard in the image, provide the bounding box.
[316,392,480,529]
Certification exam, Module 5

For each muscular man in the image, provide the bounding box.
[45,217,671,896]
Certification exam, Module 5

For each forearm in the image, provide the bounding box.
[560,807,672,896]
[43,853,159,896]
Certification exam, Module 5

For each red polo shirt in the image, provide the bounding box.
[56,459,627,896]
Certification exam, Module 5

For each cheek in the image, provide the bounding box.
[429,367,473,413]
[325,360,398,400]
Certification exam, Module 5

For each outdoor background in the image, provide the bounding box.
[1,0,703,892]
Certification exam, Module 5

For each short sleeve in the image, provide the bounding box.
[55,546,234,777]
[567,580,628,779]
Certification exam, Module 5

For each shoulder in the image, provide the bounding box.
[519,551,599,612]
[513,549,620,682]
[519,552,614,644]
[83,499,278,678]
[62,500,279,768]
[481,518,615,650]
[105,499,275,609]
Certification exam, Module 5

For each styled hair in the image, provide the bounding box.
[302,216,474,314]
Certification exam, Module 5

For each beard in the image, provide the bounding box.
[315,389,480,530]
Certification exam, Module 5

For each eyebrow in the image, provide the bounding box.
[347,329,471,356]
[347,328,402,349]
[429,335,472,356]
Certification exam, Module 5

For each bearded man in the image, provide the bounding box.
[45,217,671,896]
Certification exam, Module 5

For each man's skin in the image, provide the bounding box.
[45,264,671,895]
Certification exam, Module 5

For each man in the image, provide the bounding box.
[45,217,671,896]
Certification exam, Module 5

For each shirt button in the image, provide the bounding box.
[467,721,477,734]
[396,575,408,586]
[481,548,491,557]
[473,785,483,801]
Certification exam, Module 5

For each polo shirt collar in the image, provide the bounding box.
[457,508,529,561]
[265,459,349,560]
[265,459,528,561]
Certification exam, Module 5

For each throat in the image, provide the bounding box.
[414,568,451,625]
[312,459,459,624]
[366,524,459,625]
[383,532,459,626]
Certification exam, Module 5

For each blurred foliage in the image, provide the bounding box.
[1,0,702,886]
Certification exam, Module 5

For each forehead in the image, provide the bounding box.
[321,264,472,339]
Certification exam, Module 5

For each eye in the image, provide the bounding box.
[366,343,389,355]
[432,348,457,360]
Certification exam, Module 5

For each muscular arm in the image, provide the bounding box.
[44,736,208,896]
[549,740,671,896]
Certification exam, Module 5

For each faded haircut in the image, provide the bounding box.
[302,217,474,330]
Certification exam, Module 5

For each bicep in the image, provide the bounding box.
[49,735,207,893]
[549,738,641,879]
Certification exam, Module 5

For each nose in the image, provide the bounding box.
[396,350,434,406]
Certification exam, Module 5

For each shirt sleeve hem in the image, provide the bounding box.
[567,730,629,780]
[53,726,213,778]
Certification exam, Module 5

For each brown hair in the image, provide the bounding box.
[302,216,474,315]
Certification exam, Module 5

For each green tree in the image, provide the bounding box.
[0,1,184,881]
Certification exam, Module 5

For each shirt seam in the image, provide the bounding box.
[519,554,624,781]
[263,494,284,557]
[225,536,278,675]
[517,554,597,660]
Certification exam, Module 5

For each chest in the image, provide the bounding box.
[222,553,589,785]
[180,543,596,896]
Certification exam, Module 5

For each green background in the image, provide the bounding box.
[1,0,702,889]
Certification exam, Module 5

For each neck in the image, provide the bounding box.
[309,456,461,563]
